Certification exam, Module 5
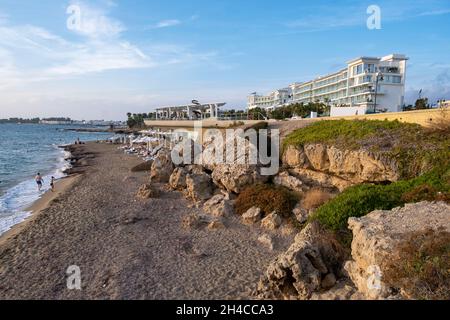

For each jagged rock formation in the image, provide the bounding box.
[344,201,450,300]
[185,172,214,202]
[150,150,175,183]
[282,144,401,191]
[136,184,159,199]
[203,194,234,217]
[212,164,268,194]
[256,221,347,300]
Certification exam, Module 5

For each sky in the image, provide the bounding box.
[0,0,450,120]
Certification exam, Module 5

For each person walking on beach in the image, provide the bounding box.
[35,173,44,191]
[50,176,55,192]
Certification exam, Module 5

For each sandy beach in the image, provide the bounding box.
[0,142,293,300]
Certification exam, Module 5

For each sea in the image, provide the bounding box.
[0,123,113,236]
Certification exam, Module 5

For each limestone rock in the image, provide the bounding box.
[292,204,310,224]
[256,221,347,300]
[258,234,274,251]
[169,167,188,190]
[185,172,214,202]
[344,201,450,300]
[242,207,262,225]
[212,164,268,194]
[150,149,175,183]
[208,219,225,230]
[273,171,305,193]
[203,194,234,217]
[282,143,402,190]
[261,212,282,230]
[136,184,159,199]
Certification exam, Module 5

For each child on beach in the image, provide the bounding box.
[50,176,55,192]
[35,173,44,191]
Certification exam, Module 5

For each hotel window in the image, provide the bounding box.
[353,64,363,75]
[366,64,376,73]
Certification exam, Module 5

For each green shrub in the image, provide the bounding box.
[235,184,298,218]
[311,164,450,231]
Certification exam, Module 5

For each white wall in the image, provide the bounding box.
[330,106,368,117]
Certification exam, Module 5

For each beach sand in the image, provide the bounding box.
[0,142,293,300]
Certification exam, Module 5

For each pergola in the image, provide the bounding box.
[155,102,226,120]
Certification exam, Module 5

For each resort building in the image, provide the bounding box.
[248,54,408,116]
[154,102,226,120]
[247,88,292,110]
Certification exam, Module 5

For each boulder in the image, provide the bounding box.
[256,221,347,300]
[150,150,175,183]
[136,184,159,199]
[208,219,226,230]
[212,164,268,194]
[261,212,282,230]
[258,234,275,251]
[203,194,234,217]
[185,172,214,202]
[242,207,262,225]
[292,204,309,224]
[169,167,188,190]
[344,201,450,300]
[273,171,305,193]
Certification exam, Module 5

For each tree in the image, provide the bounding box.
[415,98,429,110]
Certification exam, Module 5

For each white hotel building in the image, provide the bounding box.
[248,54,408,116]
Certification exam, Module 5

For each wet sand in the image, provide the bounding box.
[0,142,293,300]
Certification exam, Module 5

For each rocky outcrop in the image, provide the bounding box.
[212,164,268,194]
[185,172,214,202]
[273,171,306,193]
[283,144,401,191]
[344,201,450,300]
[256,221,347,300]
[203,194,234,217]
[150,150,175,183]
[242,207,262,225]
[136,184,159,199]
[169,165,204,191]
[261,212,282,230]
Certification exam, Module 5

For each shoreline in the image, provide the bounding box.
[0,143,88,247]
[0,142,292,299]
[0,175,80,248]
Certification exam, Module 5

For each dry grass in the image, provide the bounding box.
[382,228,450,300]
[401,184,450,203]
[301,188,334,210]
[235,184,299,218]
[427,107,450,135]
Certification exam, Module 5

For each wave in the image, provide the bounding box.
[0,148,71,236]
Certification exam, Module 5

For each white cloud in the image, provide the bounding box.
[151,19,181,29]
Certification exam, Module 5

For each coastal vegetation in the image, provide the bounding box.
[382,228,450,300]
[235,184,298,218]
[248,102,330,120]
[282,118,450,231]
[126,113,146,128]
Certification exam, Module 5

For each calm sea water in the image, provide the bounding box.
[0,124,112,235]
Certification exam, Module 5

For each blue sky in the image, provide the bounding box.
[0,0,450,120]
